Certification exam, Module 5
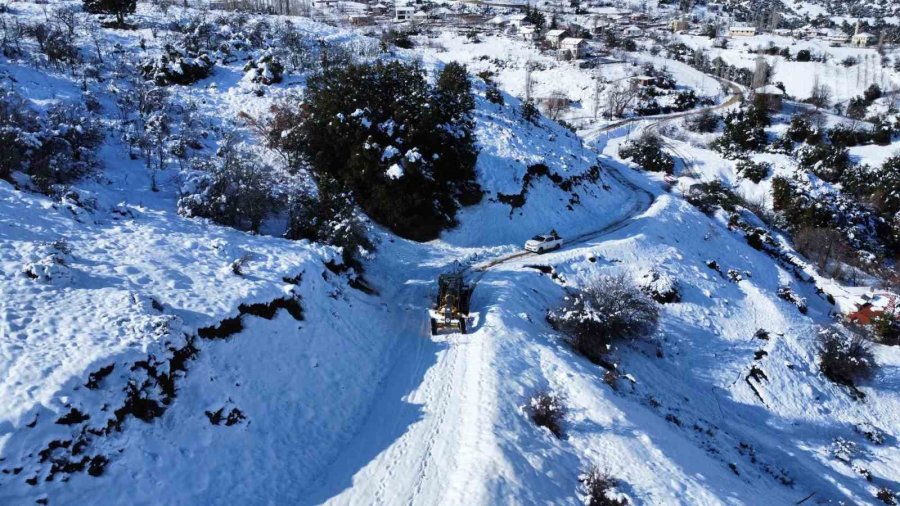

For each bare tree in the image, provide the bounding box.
[543,90,570,120]
[807,76,831,110]
[751,56,774,89]
[605,80,638,118]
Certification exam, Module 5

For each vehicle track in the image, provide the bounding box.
[312,80,745,506]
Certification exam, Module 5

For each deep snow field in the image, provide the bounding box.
[1,2,899,505]
[678,33,900,103]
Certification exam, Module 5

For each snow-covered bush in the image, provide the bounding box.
[177,144,277,232]
[580,466,628,506]
[817,328,875,387]
[786,115,820,144]
[855,422,886,445]
[23,239,74,284]
[30,23,79,70]
[797,143,850,183]
[0,88,39,181]
[141,45,214,86]
[527,390,567,438]
[286,182,373,272]
[83,0,136,27]
[618,132,674,173]
[685,108,719,133]
[776,286,807,314]
[830,437,858,463]
[686,181,739,214]
[521,100,539,123]
[477,70,503,106]
[843,155,900,220]
[735,158,769,184]
[638,268,679,303]
[548,274,659,363]
[0,88,103,192]
[712,105,768,156]
[871,313,900,346]
[876,487,897,505]
[281,59,481,241]
[244,52,284,85]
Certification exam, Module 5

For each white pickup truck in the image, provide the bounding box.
[524,233,563,253]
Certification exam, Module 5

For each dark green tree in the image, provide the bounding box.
[288,60,480,241]
[83,0,136,26]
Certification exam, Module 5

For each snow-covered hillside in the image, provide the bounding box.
[1,1,899,505]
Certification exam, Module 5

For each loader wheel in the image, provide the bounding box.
[459,318,467,334]
[430,318,438,336]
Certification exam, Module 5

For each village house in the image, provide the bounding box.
[851,31,874,47]
[545,29,568,47]
[848,293,896,325]
[728,25,757,37]
[394,3,415,22]
[622,25,642,38]
[670,18,689,33]
[559,37,586,59]
[520,24,538,41]
[631,75,656,87]
[313,0,338,9]
[348,14,372,25]
[753,85,784,110]
[825,32,850,44]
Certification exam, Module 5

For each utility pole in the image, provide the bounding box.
[525,61,533,103]
[593,73,605,119]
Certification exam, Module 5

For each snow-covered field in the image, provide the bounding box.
[679,34,900,103]
[1,2,898,505]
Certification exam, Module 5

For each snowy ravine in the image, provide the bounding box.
[2,4,900,506]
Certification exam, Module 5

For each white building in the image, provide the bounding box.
[622,25,642,38]
[559,37,586,59]
[728,25,757,37]
[394,3,415,22]
[825,32,850,44]
[545,29,567,47]
[851,31,874,47]
[520,24,538,41]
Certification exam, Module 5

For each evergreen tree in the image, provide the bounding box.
[83,0,136,26]
[287,60,480,241]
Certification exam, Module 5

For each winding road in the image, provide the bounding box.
[306,72,745,506]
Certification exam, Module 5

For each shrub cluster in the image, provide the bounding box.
[527,390,567,438]
[818,328,875,387]
[638,268,679,303]
[277,60,481,241]
[141,45,214,86]
[83,0,135,26]
[735,158,769,183]
[580,466,629,506]
[285,179,372,271]
[477,70,503,106]
[797,143,850,183]
[686,180,739,214]
[871,313,900,346]
[244,52,284,85]
[177,142,275,232]
[0,88,103,192]
[685,108,719,133]
[618,132,674,173]
[548,274,659,364]
[712,105,769,156]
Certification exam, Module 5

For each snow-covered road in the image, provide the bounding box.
[301,152,656,505]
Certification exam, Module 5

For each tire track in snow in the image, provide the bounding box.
[310,85,745,504]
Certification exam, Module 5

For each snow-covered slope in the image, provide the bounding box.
[1,2,898,505]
